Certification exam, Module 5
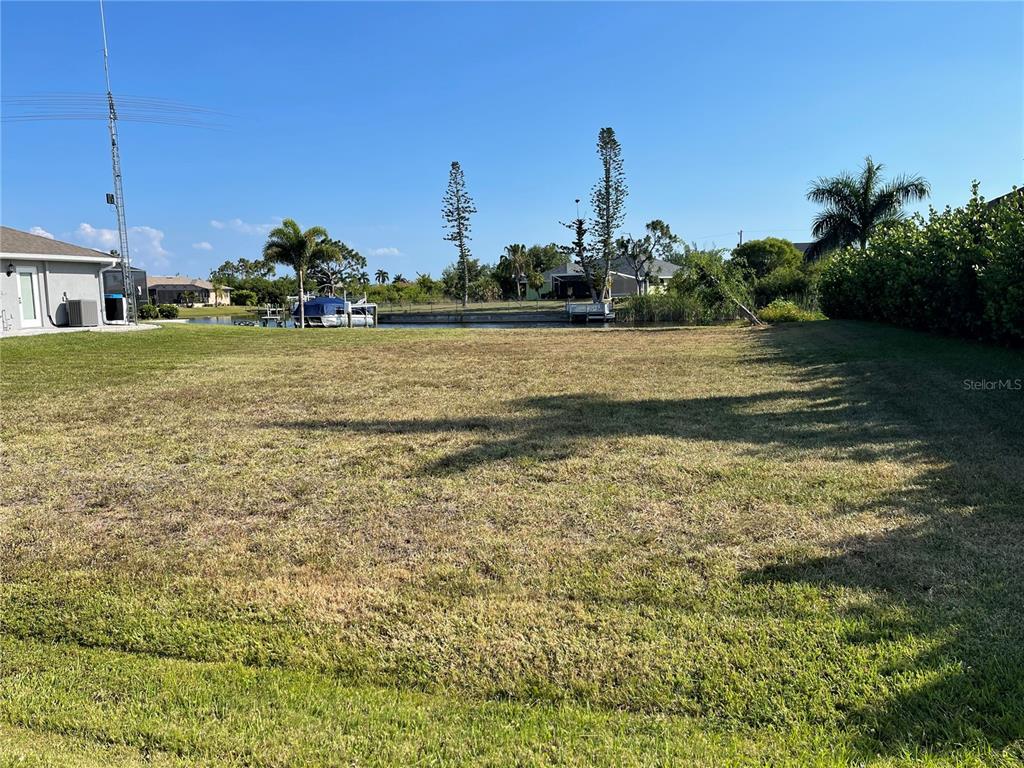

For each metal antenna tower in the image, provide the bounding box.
[100,0,135,323]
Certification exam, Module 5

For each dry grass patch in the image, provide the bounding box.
[1,321,1022,765]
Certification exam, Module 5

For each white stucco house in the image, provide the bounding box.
[540,257,681,300]
[147,275,232,306]
[0,226,146,335]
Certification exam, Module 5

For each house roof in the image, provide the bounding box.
[646,258,680,278]
[0,226,116,262]
[988,188,1023,207]
[147,275,230,291]
[543,257,680,281]
[545,262,585,278]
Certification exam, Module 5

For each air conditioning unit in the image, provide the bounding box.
[67,299,99,327]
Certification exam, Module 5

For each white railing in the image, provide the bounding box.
[566,301,614,318]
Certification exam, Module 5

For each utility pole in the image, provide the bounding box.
[737,229,743,246]
[100,0,135,323]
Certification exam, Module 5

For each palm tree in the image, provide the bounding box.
[392,273,406,285]
[210,278,225,307]
[262,219,338,329]
[375,269,389,284]
[806,156,929,259]
[499,243,528,301]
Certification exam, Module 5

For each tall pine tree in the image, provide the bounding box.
[589,127,627,301]
[442,161,477,307]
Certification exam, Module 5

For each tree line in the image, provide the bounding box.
[441,128,684,305]
[210,129,1017,340]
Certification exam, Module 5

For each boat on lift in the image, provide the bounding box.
[292,295,377,328]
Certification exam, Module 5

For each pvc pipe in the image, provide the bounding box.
[41,262,61,327]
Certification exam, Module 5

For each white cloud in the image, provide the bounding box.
[192,241,214,251]
[209,217,278,235]
[30,226,54,239]
[370,247,402,257]
[75,222,171,270]
[75,222,119,251]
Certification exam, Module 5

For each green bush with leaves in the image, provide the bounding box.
[363,279,446,307]
[156,304,179,319]
[728,238,823,308]
[759,299,825,323]
[978,194,1024,342]
[618,292,732,324]
[441,258,489,300]
[755,266,811,306]
[231,289,258,306]
[617,248,753,324]
[468,276,502,302]
[820,185,1023,344]
[668,248,753,317]
[136,303,159,320]
[731,238,804,279]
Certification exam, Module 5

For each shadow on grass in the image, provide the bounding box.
[271,321,1024,756]
[743,323,1024,755]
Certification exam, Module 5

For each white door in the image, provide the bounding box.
[15,266,41,328]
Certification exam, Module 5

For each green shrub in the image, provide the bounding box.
[978,192,1024,344]
[363,281,447,307]
[157,304,179,319]
[755,266,810,306]
[468,276,502,302]
[665,249,754,321]
[137,303,159,320]
[731,238,804,279]
[364,284,401,304]
[618,292,739,324]
[232,289,258,306]
[758,299,825,323]
[441,258,488,300]
[820,185,1023,344]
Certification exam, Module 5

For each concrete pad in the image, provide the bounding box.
[1,323,160,339]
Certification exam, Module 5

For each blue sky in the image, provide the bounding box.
[2,1,1021,278]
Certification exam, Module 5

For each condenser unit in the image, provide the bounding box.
[67,299,99,327]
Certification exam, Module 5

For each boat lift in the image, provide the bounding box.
[291,294,378,328]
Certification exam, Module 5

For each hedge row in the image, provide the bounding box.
[819,185,1023,345]
[137,303,179,320]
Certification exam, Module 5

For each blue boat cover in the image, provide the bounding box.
[293,296,346,317]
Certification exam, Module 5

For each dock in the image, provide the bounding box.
[233,305,286,327]
[257,306,285,326]
[566,301,615,322]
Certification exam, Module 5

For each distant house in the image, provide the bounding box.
[987,188,1023,208]
[792,242,815,258]
[147,275,231,306]
[0,226,146,333]
[541,258,679,299]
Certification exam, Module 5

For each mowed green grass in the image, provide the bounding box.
[1,321,1022,767]
[176,305,254,318]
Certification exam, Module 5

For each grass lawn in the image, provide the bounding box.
[1,321,1022,766]
[176,305,255,318]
